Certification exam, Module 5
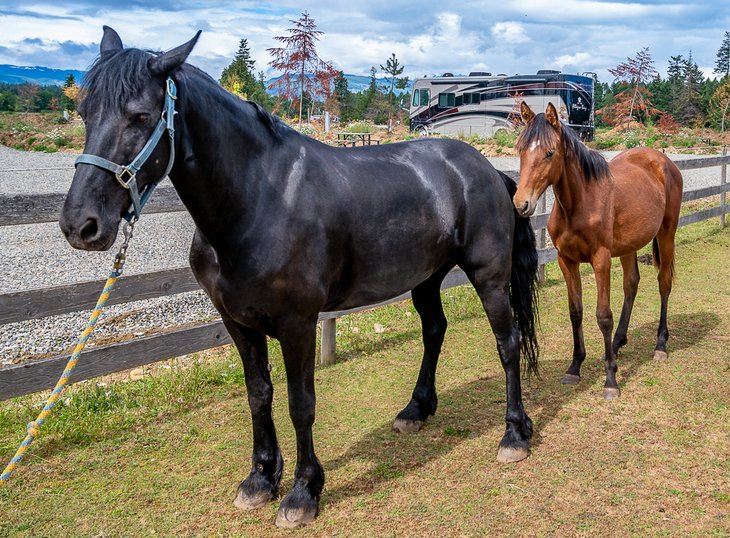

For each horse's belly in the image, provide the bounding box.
[611,211,663,257]
[324,265,441,311]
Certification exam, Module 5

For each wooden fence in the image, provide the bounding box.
[1,152,728,401]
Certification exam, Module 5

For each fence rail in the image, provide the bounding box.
[1,153,728,401]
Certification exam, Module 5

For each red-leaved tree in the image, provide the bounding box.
[604,47,659,128]
[267,12,338,125]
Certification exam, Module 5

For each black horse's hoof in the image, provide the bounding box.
[392,417,425,433]
[275,487,319,528]
[496,445,530,463]
[562,373,581,385]
[603,387,621,400]
[233,488,273,511]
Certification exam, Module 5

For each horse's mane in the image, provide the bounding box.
[79,49,155,116]
[79,48,286,141]
[516,114,610,183]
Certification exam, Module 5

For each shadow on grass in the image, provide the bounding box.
[320,310,720,508]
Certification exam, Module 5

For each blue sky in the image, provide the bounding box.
[0,1,728,84]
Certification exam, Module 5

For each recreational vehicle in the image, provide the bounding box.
[409,71,594,140]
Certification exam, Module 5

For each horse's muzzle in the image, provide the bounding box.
[59,212,118,251]
[513,197,534,218]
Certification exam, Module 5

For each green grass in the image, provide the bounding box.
[1,221,729,536]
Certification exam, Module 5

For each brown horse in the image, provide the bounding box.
[513,102,683,399]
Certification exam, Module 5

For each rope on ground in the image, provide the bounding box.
[0,223,134,486]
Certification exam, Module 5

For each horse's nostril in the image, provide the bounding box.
[520,201,529,214]
[79,218,100,242]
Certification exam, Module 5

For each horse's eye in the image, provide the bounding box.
[134,113,150,124]
[546,150,554,159]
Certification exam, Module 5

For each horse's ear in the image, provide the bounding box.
[520,101,535,124]
[100,26,123,53]
[545,102,561,130]
[148,31,202,76]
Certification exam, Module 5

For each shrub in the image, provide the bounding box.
[493,129,516,148]
[345,121,375,133]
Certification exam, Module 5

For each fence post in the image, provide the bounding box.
[537,193,547,284]
[721,145,727,229]
[320,318,337,366]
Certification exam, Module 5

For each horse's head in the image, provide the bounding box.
[60,26,199,250]
[513,101,564,217]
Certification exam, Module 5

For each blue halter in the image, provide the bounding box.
[75,77,177,223]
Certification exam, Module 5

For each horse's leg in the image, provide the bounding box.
[189,231,284,511]
[612,253,640,356]
[463,264,532,463]
[224,321,284,511]
[393,264,454,433]
[591,248,619,399]
[654,229,676,360]
[557,255,586,385]
[274,315,323,529]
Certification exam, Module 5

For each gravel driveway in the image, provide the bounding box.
[0,145,724,364]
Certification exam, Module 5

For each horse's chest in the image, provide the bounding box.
[549,219,603,263]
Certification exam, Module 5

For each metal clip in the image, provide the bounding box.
[112,221,136,275]
[115,167,136,189]
[166,78,177,100]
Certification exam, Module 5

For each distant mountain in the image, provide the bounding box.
[0,64,85,86]
[265,73,409,95]
[0,64,409,94]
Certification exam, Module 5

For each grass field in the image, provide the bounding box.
[1,221,729,537]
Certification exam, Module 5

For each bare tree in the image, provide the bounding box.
[607,47,659,128]
[267,12,338,126]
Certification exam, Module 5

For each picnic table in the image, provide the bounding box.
[332,132,381,147]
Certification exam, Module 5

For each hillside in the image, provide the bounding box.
[0,64,86,86]
[0,64,405,94]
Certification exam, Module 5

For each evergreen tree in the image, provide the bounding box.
[380,53,404,131]
[333,71,355,122]
[667,54,684,116]
[677,51,704,126]
[355,66,378,119]
[220,38,270,108]
[62,73,78,112]
[714,31,730,79]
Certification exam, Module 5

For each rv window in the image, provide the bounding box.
[471,93,481,104]
[463,94,472,105]
[412,92,419,106]
[438,92,455,108]
[419,89,430,107]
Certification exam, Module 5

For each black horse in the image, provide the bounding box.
[60,27,539,528]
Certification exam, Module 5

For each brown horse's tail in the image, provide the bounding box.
[652,237,676,283]
[499,171,540,378]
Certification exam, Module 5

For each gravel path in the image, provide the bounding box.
[0,145,724,365]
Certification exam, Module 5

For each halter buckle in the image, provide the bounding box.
[115,167,136,189]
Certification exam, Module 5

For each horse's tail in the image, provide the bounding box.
[499,171,540,377]
[652,237,676,283]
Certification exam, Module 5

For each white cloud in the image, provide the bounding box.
[552,52,592,71]
[491,22,529,45]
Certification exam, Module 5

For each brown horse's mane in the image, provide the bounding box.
[516,114,611,183]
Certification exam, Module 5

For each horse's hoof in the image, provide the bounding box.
[603,387,621,400]
[275,505,317,529]
[496,445,530,464]
[393,418,424,433]
[653,350,668,361]
[233,489,272,511]
[562,373,581,385]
